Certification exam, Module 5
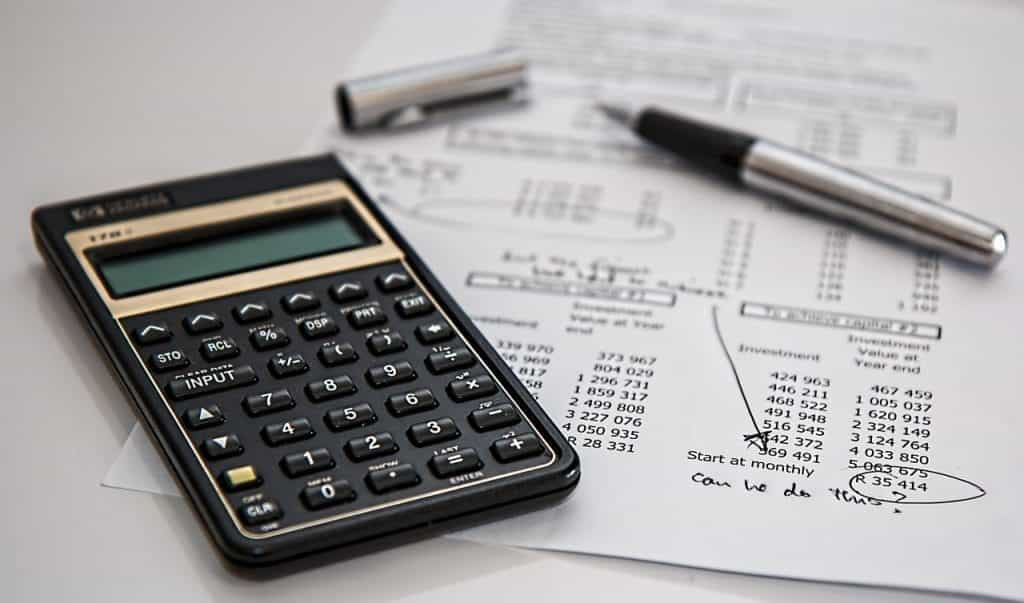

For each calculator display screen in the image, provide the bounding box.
[95,209,372,297]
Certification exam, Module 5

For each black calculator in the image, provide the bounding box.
[32,155,579,564]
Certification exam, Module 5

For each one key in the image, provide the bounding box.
[183,404,224,430]
[386,388,437,417]
[426,347,476,374]
[268,352,309,378]
[330,281,367,303]
[201,434,243,460]
[344,432,398,461]
[324,403,376,432]
[243,389,294,416]
[262,417,315,446]
[200,336,240,361]
[299,315,339,340]
[282,291,320,313]
[133,322,171,345]
[233,301,271,324]
[367,332,407,355]
[366,361,416,388]
[149,349,189,372]
[221,465,261,492]
[318,342,358,366]
[167,365,257,401]
[250,326,289,351]
[430,448,482,478]
[306,375,357,402]
[491,433,544,463]
[281,448,334,478]
[366,464,420,494]
[183,312,222,335]
[407,417,460,447]
[415,321,453,344]
[376,271,413,293]
[395,294,433,318]
[238,499,282,526]
[302,481,356,510]
[470,404,521,431]
[346,303,387,329]
[446,374,497,402]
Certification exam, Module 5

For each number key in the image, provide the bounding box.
[324,403,376,432]
[366,361,416,388]
[302,481,356,510]
[407,417,460,446]
[386,388,437,417]
[344,432,398,461]
[306,375,357,402]
[262,417,315,446]
[243,389,294,417]
[281,447,334,478]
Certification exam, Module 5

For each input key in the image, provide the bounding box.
[166,365,257,401]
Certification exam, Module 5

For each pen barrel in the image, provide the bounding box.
[740,140,1007,266]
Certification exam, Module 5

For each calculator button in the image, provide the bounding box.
[282,291,320,313]
[470,404,521,431]
[386,388,438,417]
[268,352,309,378]
[306,375,357,402]
[415,321,454,344]
[325,403,376,431]
[430,448,483,478]
[346,303,387,329]
[366,362,416,388]
[183,312,222,335]
[221,465,261,491]
[133,322,171,345]
[262,417,315,446]
[366,464,420,494]
[446,374,497,402]
[426,347,476,374]
[345,432,398,461]
[281,447,334,478]
[201,434,243,460]
[407,417,460,446]
[238,499,282,526]
[167,365,257,401]
[183,404,224,430]
[318,342,358,366]
[330,281,367,303]
[367,332,407,355]
[302,481,356,510]
[243,389,294,416]
[395,294,433,318]
[149,349,190,372]
[200,336,240,361]
[491,434,543,463]
[299,315,339,340]
[376,272,413,293]
[233,301,272,324]
[250,326,290,351]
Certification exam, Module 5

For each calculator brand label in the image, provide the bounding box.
[69,191,172,224]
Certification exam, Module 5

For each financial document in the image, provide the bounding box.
[106,0,1024,600]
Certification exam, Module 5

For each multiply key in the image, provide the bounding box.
[446,374,497,402]
[167,365,257,400]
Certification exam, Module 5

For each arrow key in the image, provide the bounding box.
[133,322,172,345]
[233,301,271,324]
[184,312,222,335]
[282,291,320,313]
[415,321,454,344]
[201,433,243,460]
[183,404,224,430]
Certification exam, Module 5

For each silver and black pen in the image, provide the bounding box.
[597,102,1007,267]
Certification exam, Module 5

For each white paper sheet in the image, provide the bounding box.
[106,0,1024,600]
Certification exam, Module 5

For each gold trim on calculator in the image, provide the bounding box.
[65,179,557,540]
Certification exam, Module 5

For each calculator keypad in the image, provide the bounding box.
[121,261,553,533]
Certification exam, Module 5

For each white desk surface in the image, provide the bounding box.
[2,2,977,601]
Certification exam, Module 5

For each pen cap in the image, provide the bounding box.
[336,47,529,131]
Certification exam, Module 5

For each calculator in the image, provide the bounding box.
[32,155,579,564]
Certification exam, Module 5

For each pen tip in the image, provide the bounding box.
[594,101,635,127]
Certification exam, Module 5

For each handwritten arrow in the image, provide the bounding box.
[712,305,770,454]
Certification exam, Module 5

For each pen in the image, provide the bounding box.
[597,102,1007,267]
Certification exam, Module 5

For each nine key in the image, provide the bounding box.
[366,361,416,388]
